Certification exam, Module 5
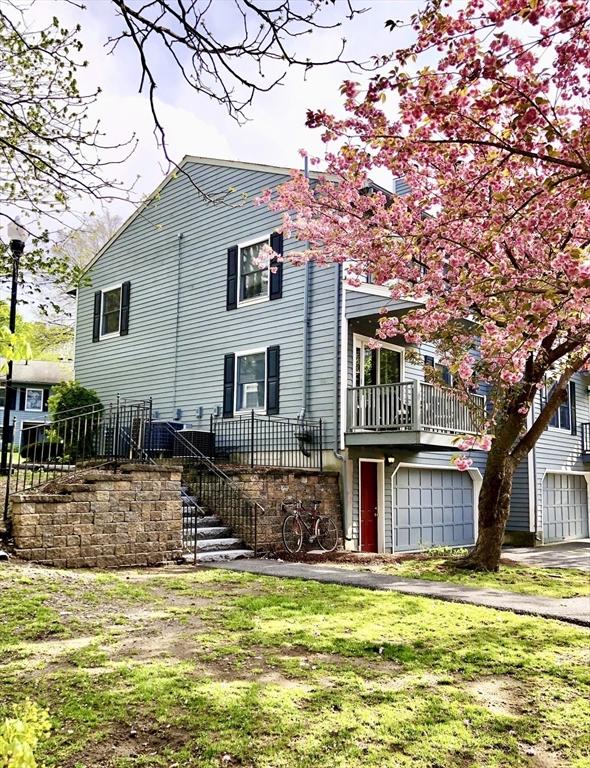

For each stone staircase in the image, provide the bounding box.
[181,488,254,563]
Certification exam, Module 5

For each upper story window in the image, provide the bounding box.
[424,355,455,388]
[354,336,404,387]
[93,281,130,343]
[239,238,269,305]
[227,234,283,311]
[101,286,122,337]
[549,385,572,431]
[25,388,43,412]
[236,350,266,412]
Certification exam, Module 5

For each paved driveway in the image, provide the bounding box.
[503,540,590,571]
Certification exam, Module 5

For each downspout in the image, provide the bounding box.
[531,396,540,543]
[299,156,311,420]
[171,233,184,418]
[333,265,353,545]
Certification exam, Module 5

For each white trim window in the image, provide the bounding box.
[100,285,122,338]
[549,387,572,431]
[25,388,43,412]
[353,334,405,387]
[238,236,270,305]
[236,350,266,412]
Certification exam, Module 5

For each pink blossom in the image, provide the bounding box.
[454,455,474,472]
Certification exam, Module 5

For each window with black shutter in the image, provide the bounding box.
[230,233,283,308]
[547,381,573,431]
[93,283,130,340]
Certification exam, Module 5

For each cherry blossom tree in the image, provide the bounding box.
[266,0,590,570]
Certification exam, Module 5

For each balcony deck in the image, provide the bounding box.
[346,381,486,450]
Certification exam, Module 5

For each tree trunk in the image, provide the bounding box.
[461,419,522,571]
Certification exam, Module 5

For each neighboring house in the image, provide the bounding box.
[73,156,590,550]
[0,360,74,448]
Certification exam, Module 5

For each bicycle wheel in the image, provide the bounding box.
[282,514,304,554]
[315,516,338,552]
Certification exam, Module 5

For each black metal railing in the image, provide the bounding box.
[211,412,323,471]
[9,398,153,496]
[581,423,590,456]
[181,488,203,564]
[164,423,263,554]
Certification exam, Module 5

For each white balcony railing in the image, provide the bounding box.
[347,381,485,435]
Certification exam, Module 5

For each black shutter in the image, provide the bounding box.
[226,246,238,310]
[269,232,283,301]
[120,281,131,336]
[92,291,102,342]
[19,389,26,411]
[43,388,50,412]
[266,346,280,415]
[223,353,235,418]
[569,380,577,435]
[423,355,435,368]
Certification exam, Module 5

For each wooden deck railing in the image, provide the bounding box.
[347,381,485,435]
[581,423,590,456]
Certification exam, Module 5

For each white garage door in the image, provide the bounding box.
[393,467,475,552]
[543,473,589,542]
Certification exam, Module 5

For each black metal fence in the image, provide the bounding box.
[581,422,590,455]
[211,412,323,471]
[164,423,263,554]
[8,399,153,497]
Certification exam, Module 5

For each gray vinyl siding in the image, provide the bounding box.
[75,161,339,446]
[507,458,531,532]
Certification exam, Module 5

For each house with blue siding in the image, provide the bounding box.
[0,360,73,448]
[74,156,590,552]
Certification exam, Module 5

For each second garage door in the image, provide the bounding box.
[543,473,589,542]
[392,467,475,552]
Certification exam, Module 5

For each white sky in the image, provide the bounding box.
[29,0,420,219]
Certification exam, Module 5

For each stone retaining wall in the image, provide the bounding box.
[212,466,342,552]
[10,464,183,568]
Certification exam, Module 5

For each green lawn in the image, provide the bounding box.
[0,561,589,767]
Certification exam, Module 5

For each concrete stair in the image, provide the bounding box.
[181,488,254,563]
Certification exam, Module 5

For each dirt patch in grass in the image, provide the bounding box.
[466,675,527,716]
[63,720,190,768]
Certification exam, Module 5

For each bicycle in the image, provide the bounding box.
[281,499,339,554]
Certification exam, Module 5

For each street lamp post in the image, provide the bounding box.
[1,222,27,475]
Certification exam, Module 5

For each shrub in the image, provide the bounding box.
[48,381,101,420]
[47,382,102,461]
[0,700,50,768]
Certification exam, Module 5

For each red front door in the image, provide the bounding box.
[360,461,379,552]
